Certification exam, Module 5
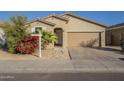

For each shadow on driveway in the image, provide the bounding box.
[92,46,123,55]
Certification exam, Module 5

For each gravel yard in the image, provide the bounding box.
[0,47,70,60]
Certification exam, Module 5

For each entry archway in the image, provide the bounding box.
[54,28,63,46]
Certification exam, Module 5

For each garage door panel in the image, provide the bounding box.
[68,32,99,47]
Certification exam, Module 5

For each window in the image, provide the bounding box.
[35,27,42,33]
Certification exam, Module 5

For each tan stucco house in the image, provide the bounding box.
[106,23,124,46]
[27,13,107,48]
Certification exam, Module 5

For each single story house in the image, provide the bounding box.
[27,13,107,48]
[106,23,124,46]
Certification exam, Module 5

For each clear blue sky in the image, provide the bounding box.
[0,11,124,26]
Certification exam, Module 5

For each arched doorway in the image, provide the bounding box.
[54,28,63,46]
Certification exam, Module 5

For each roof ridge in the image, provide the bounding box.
[109,22,124,28]
[42,14,68,21]
[107,22,124,30]
[60,13,107,27]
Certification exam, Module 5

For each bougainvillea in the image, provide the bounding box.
[16,36,39,54]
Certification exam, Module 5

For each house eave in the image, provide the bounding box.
[26,19,56,26]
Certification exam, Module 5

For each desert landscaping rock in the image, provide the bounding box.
[0,47,70,60]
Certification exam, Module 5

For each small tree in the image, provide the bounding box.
[3,15,28,53]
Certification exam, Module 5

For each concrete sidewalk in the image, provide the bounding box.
[0,59,124,80]
[0,58,124,73]
[0,60,73,73]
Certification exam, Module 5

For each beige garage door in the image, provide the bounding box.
[67,32,100,47]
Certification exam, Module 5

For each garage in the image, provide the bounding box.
[67,32,101,47]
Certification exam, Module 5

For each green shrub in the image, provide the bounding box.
[3,15,28,53]
[37,30,58,49]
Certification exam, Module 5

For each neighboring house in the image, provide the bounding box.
[27,13,107,48]
[106,23,124,46]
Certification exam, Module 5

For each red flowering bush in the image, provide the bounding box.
[16,36,39,54]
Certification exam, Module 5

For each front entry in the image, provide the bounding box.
[54,28,63,46]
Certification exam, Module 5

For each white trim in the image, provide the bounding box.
[31,32,42,58]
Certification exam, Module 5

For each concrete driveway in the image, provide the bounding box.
[68,47,124,73]
[69,47,124,60]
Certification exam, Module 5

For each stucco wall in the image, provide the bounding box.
[26,21,54,33]
[101,31,105,46]
[106,30,112,45]
[62,15,106,32]
[44,17,66,29]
